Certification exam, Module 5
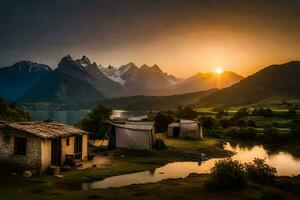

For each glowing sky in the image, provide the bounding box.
[1,0,300,78]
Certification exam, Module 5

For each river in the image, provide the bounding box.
[81,142,300,190]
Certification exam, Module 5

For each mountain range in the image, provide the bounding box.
[5,55,299,111]
[86,61,300,110]
[0,55,243,107]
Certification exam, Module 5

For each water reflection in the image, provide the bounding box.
[224,143,300,176]
[81,142,300,190]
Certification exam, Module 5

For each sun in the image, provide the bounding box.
[215,67,223,74]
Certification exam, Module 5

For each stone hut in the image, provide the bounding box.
[0,121,89,174]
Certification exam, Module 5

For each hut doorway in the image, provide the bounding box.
[108,126,116,150]
[74,135,83,159]
[173,127,180,137]
[51,138,62,166]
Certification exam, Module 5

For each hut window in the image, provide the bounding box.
[66,137,70,146]
[14,137,27,155]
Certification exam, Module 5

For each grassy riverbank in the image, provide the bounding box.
[1,172,299,200]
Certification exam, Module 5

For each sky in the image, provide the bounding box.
[1,0,300,78]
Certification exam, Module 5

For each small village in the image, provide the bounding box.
[0,115,203,176]
[1,104,300,200]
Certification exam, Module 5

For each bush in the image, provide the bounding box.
[226,127,257,140]
[199,116,215,130]
[154,111,174,132]
[260,189,283,200]
[263,126,288,143]
[177,106,198,120]
[245,158,276,184]
[215,110,228,119]
[219,118,230,128]
[252,108,274,117]
[247,119,256,127]
[235,119,247,127]
[205,158,246,190]
[234,108,249,118]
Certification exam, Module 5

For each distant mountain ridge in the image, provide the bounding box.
[0,54,244,107]
[196,61,300,106]
[0,61,52,101]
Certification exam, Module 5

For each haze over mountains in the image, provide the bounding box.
[1,55,298,110]
[0,55,243,107]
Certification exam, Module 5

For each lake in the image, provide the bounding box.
[27,110,148,125]
[80,142,300,190]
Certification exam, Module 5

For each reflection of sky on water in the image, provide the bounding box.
[82,143,300,190]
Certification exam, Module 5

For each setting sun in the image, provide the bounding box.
[215,67,223,74]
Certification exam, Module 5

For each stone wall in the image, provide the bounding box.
[0,128,42,173]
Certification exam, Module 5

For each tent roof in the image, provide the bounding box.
[180,119,199,124]
[128,115,148,122]
[108,121,154,131]
[168,123,180,127]
[4,121,88,139]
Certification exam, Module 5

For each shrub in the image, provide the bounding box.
[260,189,283,200]
[262,126,289,143]
[219,118,230,128]
[252,108,274,117]
[234,108,249,118]
[215,110,228,119]
[154,111,174,132]
[226,127,257,140]
[177,106,198,120]
[235,119,247,127]
[205,158,246,189]
[245,158,276,184]
[247,119,256,127]
[199,116,215,130]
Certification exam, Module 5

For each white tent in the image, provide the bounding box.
[167,120,203,140]
[167,123,180,137]
[108,122,156,150]
[128,115,148,122]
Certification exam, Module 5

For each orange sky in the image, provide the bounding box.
[1,1,300,78]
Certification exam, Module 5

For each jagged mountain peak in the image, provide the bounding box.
[151,64,163,74]
[6,61,52,72]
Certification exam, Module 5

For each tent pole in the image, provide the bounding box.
[99,126,112,149]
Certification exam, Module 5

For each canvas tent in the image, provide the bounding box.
[168,120,203,139]
[128,115,148,122]
[108,121,156,150]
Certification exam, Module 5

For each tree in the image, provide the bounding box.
[0,97,30,122]
[199,116,215,130]
[77,105,112,139]
[154,111,174,132]
[177,106,198,120]
[206,158,246,189]
[234,108,249,118]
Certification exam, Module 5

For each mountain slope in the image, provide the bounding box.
[171,71,243,94]
[100,63,182,95]
[18,71,104,104]
[0,61,52,101]
[197,61,300,106]
[94,89,217,111]
[57,55,123,98]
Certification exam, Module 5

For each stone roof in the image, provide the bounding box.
[5,121,88,139]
